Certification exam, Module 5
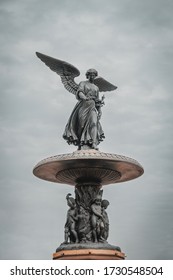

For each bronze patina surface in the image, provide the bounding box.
[34,52,144,259]
[36,52,117,151]
[33,149,144,186]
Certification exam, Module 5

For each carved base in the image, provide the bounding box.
[54,242,125,260]
[33,149,143,259]
[53,248,125,260]
[56,241,121,252]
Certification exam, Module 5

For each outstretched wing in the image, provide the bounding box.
[36,52,80,95]
[94,76,117,92]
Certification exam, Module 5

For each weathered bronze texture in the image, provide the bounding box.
[62,188,104,244]
[36,52,117,150]
[33,149,143,185]
[33,149,143,256]
[63,193,79,244]
[61,186,109,244]
[34,53,144,259]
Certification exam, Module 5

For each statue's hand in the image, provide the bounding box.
[78,92,87,100]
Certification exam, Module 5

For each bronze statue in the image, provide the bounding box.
[34,52,144,258]
[63,189,110,244]
[36,52,117,150]
[77,206,90,242]
[91,195,105,242]
[63,194,78,244]
[101,199,110,240]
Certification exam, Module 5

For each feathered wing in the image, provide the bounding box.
[94,76,117,92]
[36,52,80,95]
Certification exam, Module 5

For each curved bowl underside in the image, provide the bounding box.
[33,150,144,186]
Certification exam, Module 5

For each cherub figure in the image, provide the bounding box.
[36,52,117,150]
[63,193,78,244]
[91,196,105,242]
[77,206,90,242]
[101,199,110,240]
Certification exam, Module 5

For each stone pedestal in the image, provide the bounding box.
[33,149,143,260]
[53,249,125,260]
[53,242,125,260]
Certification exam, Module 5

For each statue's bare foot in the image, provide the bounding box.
[61,241,68,245]
[92,143,98,150]
[99,237,106,243]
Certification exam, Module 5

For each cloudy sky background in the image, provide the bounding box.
[0,0,173,259]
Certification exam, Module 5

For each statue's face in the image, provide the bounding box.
[67,200,75,208]
[86,69,97,81]
[87,72,96,82]
[95,198,101,205]
[90,73,96,79]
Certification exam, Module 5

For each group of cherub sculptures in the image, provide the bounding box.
[63,191,110,244]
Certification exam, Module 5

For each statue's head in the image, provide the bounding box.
[66,193,76,208]
[101,199,110,209]
[86,68,98,79]
[94,194,102,205]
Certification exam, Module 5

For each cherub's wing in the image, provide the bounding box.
[94,76,117,92]
[36,52,80,95]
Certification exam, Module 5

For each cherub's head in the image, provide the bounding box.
[86,69,98,81]
[66,193,76,208]
[101,199,110,209]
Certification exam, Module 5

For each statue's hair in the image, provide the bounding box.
[86,68,98,78]
[101,199,110,208]
[66,193,76,207]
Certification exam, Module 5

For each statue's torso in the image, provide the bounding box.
[79,81,99,99]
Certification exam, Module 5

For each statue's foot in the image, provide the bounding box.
[61,241,68,245]
[92,143,98,150]
[98,237,107,243]
[80,238,87,243]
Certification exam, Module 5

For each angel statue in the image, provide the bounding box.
[36,52,117,150]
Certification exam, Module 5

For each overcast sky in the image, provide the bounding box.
[0,0,173,260]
